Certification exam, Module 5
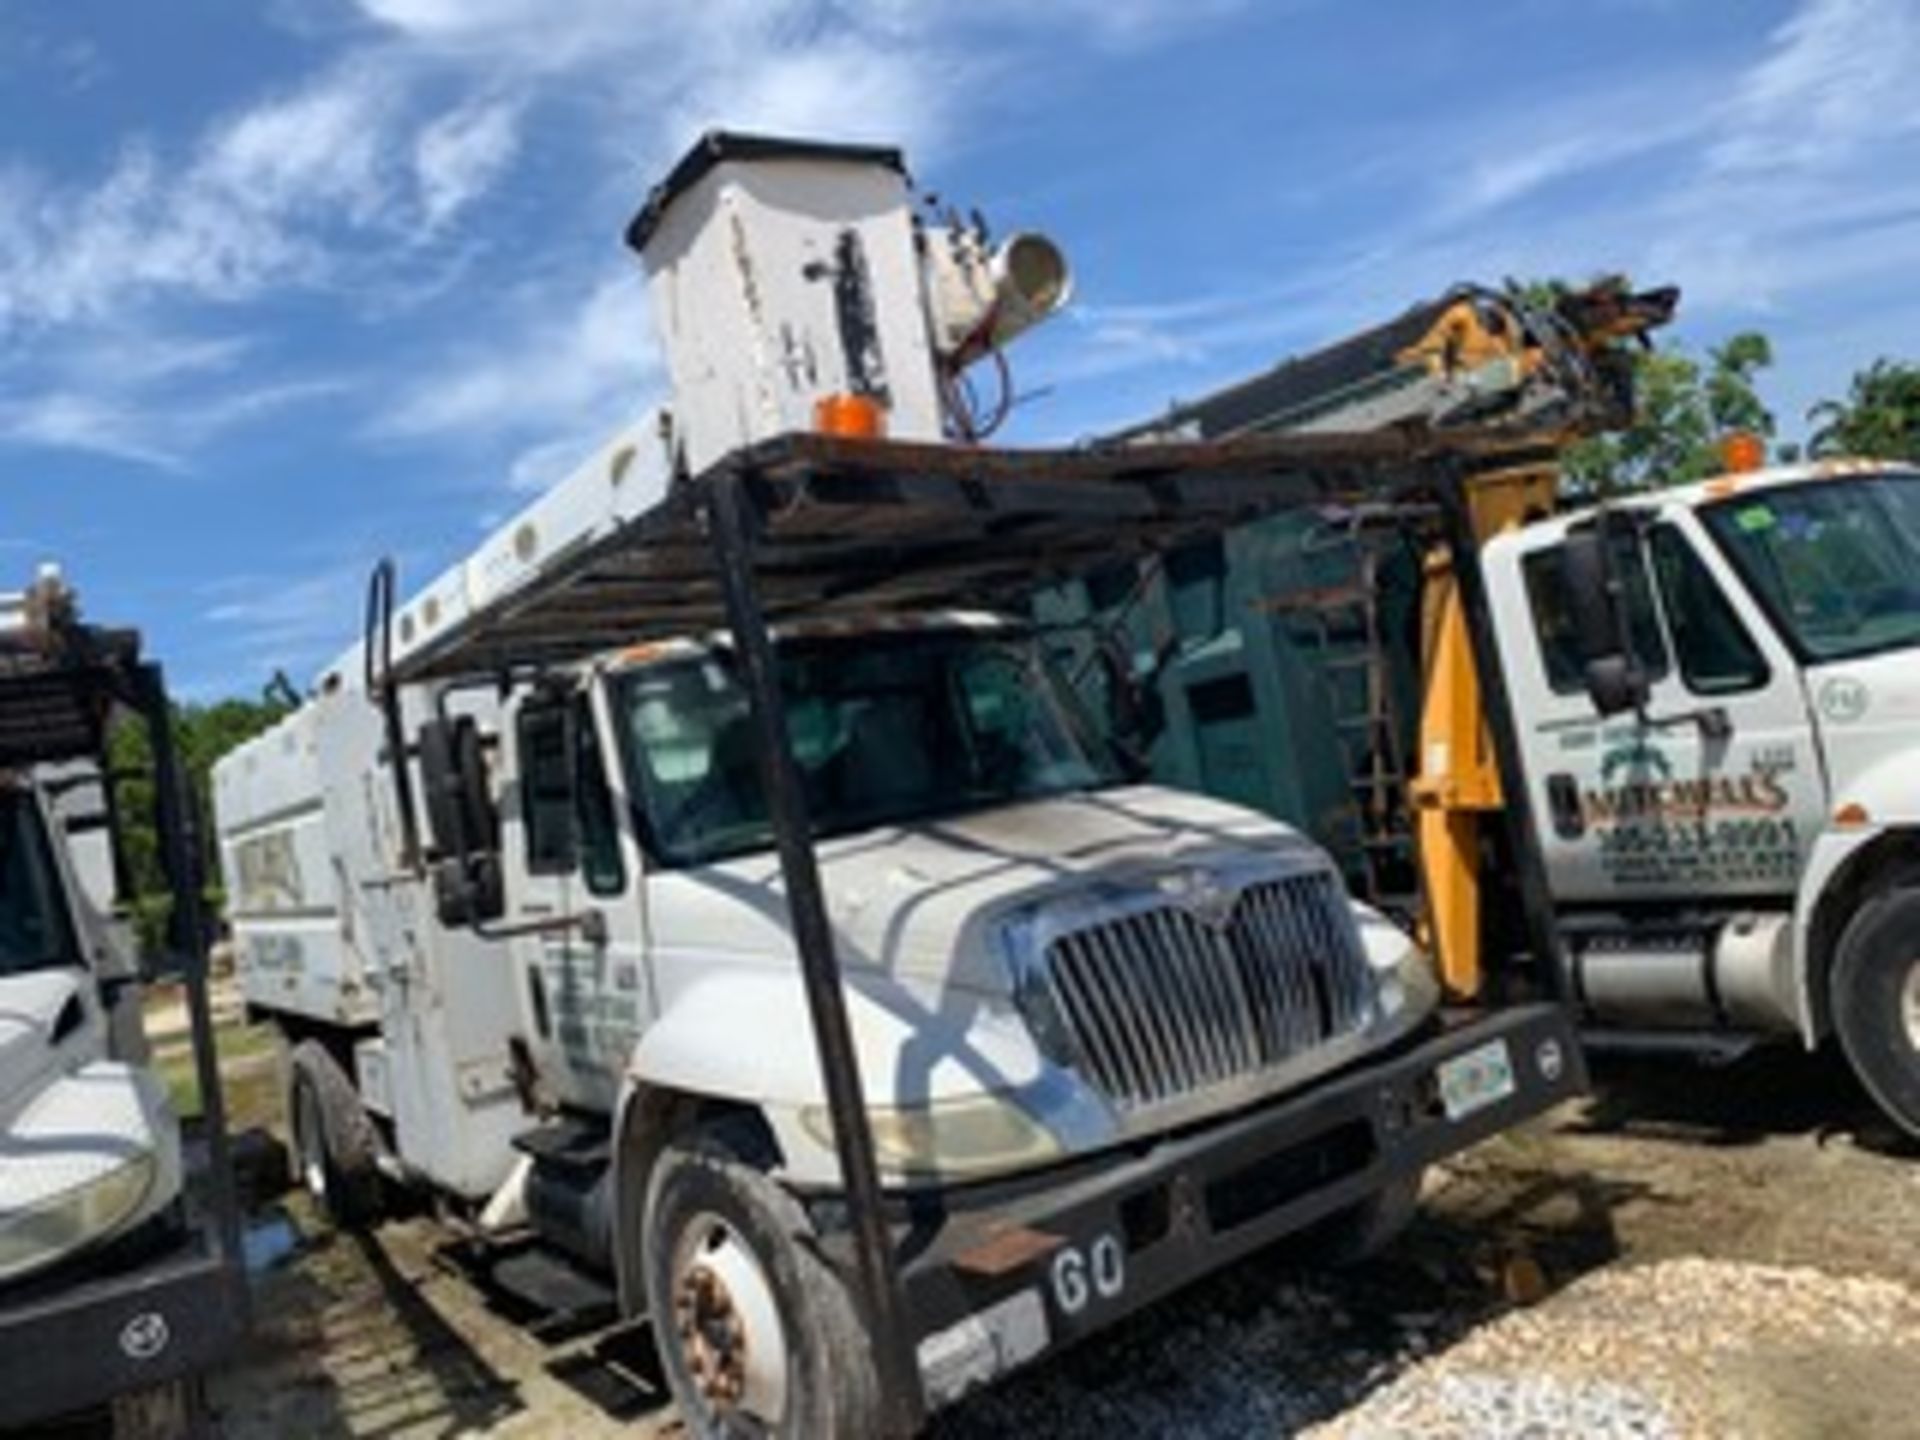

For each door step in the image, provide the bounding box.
[447,1237,620,1343]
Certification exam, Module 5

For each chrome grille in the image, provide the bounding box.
[1038,870,1376,1112]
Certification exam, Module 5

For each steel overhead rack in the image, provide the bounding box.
[365,426,1559,1433]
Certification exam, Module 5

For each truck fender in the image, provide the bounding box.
[627,967,1050,1114]
[606,966,1057,1312]
[1795,825,1920,1047]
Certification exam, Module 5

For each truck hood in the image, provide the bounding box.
[1806,649,1920,822]
[0,971,93,1128]
[0,1060,179,1288]
[644,783,1322,996]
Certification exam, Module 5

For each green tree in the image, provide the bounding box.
[1561,332,1779,496]
[107,684,297,950]
[1808,359,1920,461]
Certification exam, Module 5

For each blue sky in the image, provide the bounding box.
[3,0,1917,696]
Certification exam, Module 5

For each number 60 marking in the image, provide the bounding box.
[1050,1232,1126,1315]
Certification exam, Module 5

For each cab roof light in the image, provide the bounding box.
[1719,431,1765,475]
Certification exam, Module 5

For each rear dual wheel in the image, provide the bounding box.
[287,1040,383,1228]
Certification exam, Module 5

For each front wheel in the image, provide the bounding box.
[1832,887,1920,1139]
[642,1125,881,1439]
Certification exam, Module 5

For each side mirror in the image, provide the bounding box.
[1561,529,1651,718]
[418,715,505,927]
[1582,655,1650,717]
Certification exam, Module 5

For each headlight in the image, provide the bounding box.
[1384,945,1441,1018]
[1354,906,1439,1020]
[0,1152,157,1284]
[800,1094,1063,1181]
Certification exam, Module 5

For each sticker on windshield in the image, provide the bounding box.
[1732,505,1775,533]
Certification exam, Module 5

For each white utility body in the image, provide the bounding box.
[213,132,1584,1437]
[1484,457,1920,1131]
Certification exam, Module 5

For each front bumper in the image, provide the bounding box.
[0,1217,246,1427]
[893,1002,1583,1413]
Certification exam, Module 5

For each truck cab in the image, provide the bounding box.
[0,570,244,1434]
[0,769,184,1288]
[1484,459,1920,1132]
[493,615,1440,1185]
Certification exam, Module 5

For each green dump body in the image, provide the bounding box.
[1037,513,1425,910]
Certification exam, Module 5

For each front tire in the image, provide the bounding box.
[642,1124,881,1439]
[1832,887,1920,1139]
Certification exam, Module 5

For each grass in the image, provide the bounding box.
[148,1002,284,1131]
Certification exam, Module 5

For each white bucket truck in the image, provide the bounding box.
[213,133,1584,1436]
[0,568,245,1434]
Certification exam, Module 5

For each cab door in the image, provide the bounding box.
[1489,513,1823,904]
[505,686,648,1113]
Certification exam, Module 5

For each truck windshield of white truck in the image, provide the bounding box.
[1704,471,1920,662]
[0,788,73,976]
[614,627,1120,866]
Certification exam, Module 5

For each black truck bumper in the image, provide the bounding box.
[898,1002,1583,1412]
[0,1224,247,1428]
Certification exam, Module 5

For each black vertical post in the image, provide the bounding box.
[705,467,924,1434]
[138,662,247,1277]
[1432,460,1569,998]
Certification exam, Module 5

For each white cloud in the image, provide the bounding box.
[415,97,522,226]
[0,66,386,331]
[375,272,657,445]
[1712,0,1920,174]
[5,0,1247,477]
[1,376,348,470]
[0,393,185,471]
[0,55,532,336]
[201,559,372,685]
[0,324,347,469]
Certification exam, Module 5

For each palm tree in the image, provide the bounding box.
[1808,359,1920,460]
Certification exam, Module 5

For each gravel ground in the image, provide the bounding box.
[191,1046,1919,1440]
[1314,1260,1920,1439]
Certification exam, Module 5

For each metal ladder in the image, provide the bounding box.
[1266,510,1425,917]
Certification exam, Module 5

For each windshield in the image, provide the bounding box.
[0,788,75,977]
[1702,473,1920,662]
[613,629,1123,867]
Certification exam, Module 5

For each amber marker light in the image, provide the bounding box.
[1720,431,1766,474]
[813,392,886,439]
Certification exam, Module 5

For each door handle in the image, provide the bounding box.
[1546,774,1585,840]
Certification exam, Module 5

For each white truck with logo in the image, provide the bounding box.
[1485,457,1920,1134]
[0,569,245,1434]
[213,132,1584,1437]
